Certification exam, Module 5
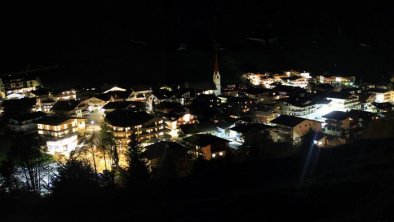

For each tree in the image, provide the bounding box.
[98,122,118,174]
[51,158,99,199]
[9,135,53,196]
[0,159,18,193]
[125,132,149,184]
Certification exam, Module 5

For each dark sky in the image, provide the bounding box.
[1,2,394,86]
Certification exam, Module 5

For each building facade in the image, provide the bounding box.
[37,116,86,156]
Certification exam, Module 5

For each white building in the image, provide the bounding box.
[280,97,317,117]
[212,54,221,96]
[37,116,85,156]
[326,93,361,112]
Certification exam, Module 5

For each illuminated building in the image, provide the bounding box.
[325,93,361,112]
[280,97,317,117]
[79,96,108,113]
[101,101,145,114]
[37,116,86,156]
[103,86,126,94]
[281,76,310,88]
[316,75,355,86]
[52,89,77,101]
[40,98,56,113]
[0,74,42,99]
[193,94,221,109]
[127,85,153,102]
[367,89,394,103]
[2,97,38,116]
[212,53,221,96]
[242,73,275,88]
[186,82,217,95]
[105,109,165,151]
[228,123,270,144]
[164,113,197,139]
[322,111,352,138]
[51,100,88,118]
[273,85,307,99]
[371,102,394,113]
[183,134,230,160]
[8,111,47,134]
[269,115,322,143]
[221,96,255,115]
[174,88,193,106]
[251,104,280,124]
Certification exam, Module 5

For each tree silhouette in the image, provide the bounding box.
[51,158,99,199]
[99,123,118,167]
[125,132,149,185]
[99,122,118,184]
[9,135,53,196]
[0,159,18,193]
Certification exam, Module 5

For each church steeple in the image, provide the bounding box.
[212,53,221,96]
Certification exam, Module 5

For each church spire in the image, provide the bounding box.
[214,53,219,75]
[212,52,221,96]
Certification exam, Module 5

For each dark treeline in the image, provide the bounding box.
[3,133,394,221]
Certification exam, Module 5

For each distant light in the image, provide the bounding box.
[376,94,385,103]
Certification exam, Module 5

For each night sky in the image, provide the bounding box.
[1,2,394,86]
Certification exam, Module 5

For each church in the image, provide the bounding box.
[186,53,222,96]
[212,53,221,96]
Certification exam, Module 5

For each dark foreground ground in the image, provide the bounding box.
[2,139,394,221]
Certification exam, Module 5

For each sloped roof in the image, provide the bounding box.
[37,115,70,125]
[2,98,37,110]
[31,88,51,96]
[51,100,80,112]
[143,141,189,159]
[372,102,393,110]
[230,123,270,134]
[322,111,349,121]
[10,111,47,122]
[179,122,217,135]
[103,86,127,94]
[348,109,378,120]
[270,115,307,127]
[102,101,141,110]
[284,97,316,107]
[183,134,230,147]
[105,91,130,99]
[325,92,352,100]
[105,110,155,127]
